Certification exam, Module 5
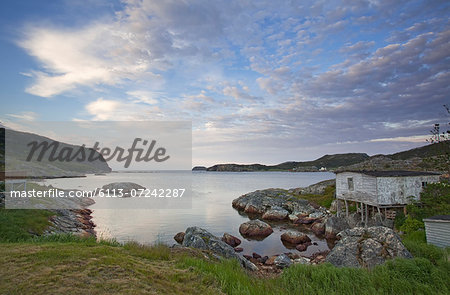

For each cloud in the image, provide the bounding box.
[222,85,261,101]
[126,90,159,105]
[6,111,38,121]
[18,0,232,98]
[85,98,162,121]
[13,0,450,164]
[369,135,429,143]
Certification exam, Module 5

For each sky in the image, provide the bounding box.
[0,0,449,167]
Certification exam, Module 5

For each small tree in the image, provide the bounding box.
[427,105,450,143]
[425,105,450,174]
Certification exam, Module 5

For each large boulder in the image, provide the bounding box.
[325,226,413,268]
[232,188,320,216]
[221,233,241,247]
[325,216,350,239]
[262,206,289,220]
[239,219,273,238]
[280,230,311,244]
[182,226,258,271]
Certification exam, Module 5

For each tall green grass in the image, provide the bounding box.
[402,230,448,265]
[0,209,54,242]
[178,256,449,295]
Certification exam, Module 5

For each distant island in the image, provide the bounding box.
[192,166,207,171]
[194,142,449,173]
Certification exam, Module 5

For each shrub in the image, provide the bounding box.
[400,216,424,234]
[394,210,406,230]
[407,182,450,221]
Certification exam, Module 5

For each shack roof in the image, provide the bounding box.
[423,215,450,222]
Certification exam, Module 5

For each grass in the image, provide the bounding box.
[2,238,448,295]
[401,230,448,265]
[1,187,449,294]
[295,184,336,208]
[0,241,222,295]
[178,254,450,295]
[0,209,55,242]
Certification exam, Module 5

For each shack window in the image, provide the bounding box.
[348,178,354,191]
[422,182,428,188]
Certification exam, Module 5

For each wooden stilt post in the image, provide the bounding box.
[359,202,364,222]
[345,199,349,217]
[337,199,340,217]
[365,204,368,226]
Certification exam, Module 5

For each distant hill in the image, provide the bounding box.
[0,128,111,178]
[339,142,449,173]
[206,153,369,172]
[388,141,449,160]
[203,142,449,172]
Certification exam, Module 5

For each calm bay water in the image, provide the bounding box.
[44,171,335,257]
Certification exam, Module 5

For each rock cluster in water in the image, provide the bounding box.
[173,180,409,273]
[176,226,258,271]
[173,227,328,273]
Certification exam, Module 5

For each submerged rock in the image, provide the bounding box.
[182,226,258,271]
[325,226,412,268]
[239,219,273,238]
[221,233,241,247]
[280,230,311,244]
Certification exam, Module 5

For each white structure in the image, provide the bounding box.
[424,215,450,248]
[335,171,440,220]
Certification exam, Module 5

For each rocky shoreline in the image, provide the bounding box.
[173,179,412,272]
[44,208,96,237]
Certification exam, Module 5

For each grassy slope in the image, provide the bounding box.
[1,184,449,294]
[0,239,222,295]
[0,237,448,295]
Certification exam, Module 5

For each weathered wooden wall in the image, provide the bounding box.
[336,172,377,205]
[376,175,440,205]
[336,173,440,206]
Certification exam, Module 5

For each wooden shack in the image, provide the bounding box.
[335,171,441,221]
